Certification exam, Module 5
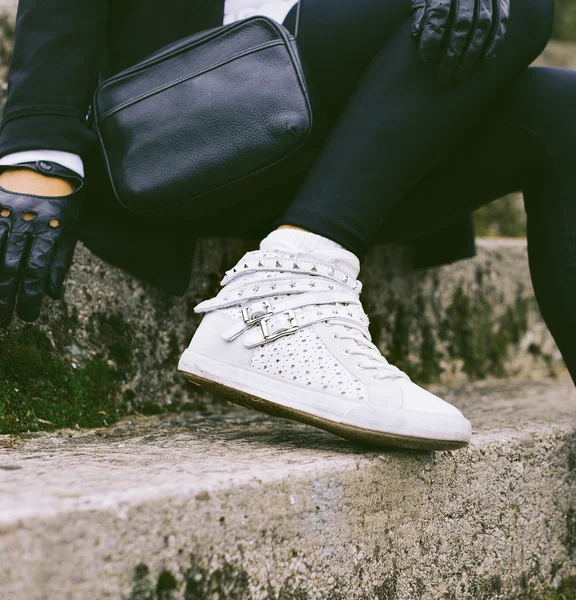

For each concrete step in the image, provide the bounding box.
[1,377,576,599]
[0,238,566,435]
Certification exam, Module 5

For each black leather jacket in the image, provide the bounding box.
[0,0,475,294]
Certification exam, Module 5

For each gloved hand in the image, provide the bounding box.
[0,162,83,327]
[411,0,510,84]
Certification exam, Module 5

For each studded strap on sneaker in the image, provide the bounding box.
[194,250,409,381]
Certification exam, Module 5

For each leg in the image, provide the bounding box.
[280,0,555,256]
[379,67,576,384]
[178,0,554,450]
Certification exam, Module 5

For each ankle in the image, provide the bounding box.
[260,229,360,279]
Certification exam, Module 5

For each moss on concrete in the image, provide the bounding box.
[89,312,136,374]
[130,555,576,600]
[439,278,532,380]
[0,326,126,434]
[547,578,576,600]
[367,264,536,385]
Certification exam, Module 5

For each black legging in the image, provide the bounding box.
[279,0,555,251]
[274,0,576,384]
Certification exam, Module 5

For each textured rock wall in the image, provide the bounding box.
[0,239,564,434]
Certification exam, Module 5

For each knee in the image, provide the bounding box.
[503,67,576,162]
[517,67,576,123]
[510,0,555,61]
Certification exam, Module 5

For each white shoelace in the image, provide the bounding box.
[327,324,409,380]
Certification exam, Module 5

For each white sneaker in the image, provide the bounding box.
[178,249,472,450]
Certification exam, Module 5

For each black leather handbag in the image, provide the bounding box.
[92,2,312,216]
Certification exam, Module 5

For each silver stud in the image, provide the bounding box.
[293,263,300,269]
[309,282,316,288]
[311,265,318,272]
[258,261,264,267]
[276,261,282,268]
[328,268,335,276]
[348,311,353,317]
[244,264,249,269]
[342,275,348,283]
[253,286,260,292]
[329,285,334,290]
[289,282,296,288]
[353,282,359,291]
[238,291,243,297]
[271,284,277,290]
[233,267,238,273]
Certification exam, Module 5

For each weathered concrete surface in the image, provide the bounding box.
[1,377,576,599]
[0,239,566,434]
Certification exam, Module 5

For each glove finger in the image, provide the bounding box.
[46,236,77,300]
[436,0,476,84]
[483,0,510,65]
[418,0,452,65]
[0,232,32,327]
[411,6,426,39]
[16,236,57,323]
[454,0,494,81]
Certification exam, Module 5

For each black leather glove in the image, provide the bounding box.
[411,0,510,84]
[0,161,84,327]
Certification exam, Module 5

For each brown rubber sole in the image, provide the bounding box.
[182,372,469,451]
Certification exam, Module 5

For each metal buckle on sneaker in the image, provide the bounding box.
[242,300,273,326]
[260,310,298,342]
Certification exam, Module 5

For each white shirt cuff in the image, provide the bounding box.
[0,150,85,178]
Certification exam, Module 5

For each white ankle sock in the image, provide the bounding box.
[259,229,360,279]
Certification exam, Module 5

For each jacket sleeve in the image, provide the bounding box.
[0,0,109,159]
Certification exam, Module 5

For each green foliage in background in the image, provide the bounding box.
[555,0,576,41]
[475,194,526,238]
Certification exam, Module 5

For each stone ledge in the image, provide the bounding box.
[0,238,565,434]
[1,377,576,599]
